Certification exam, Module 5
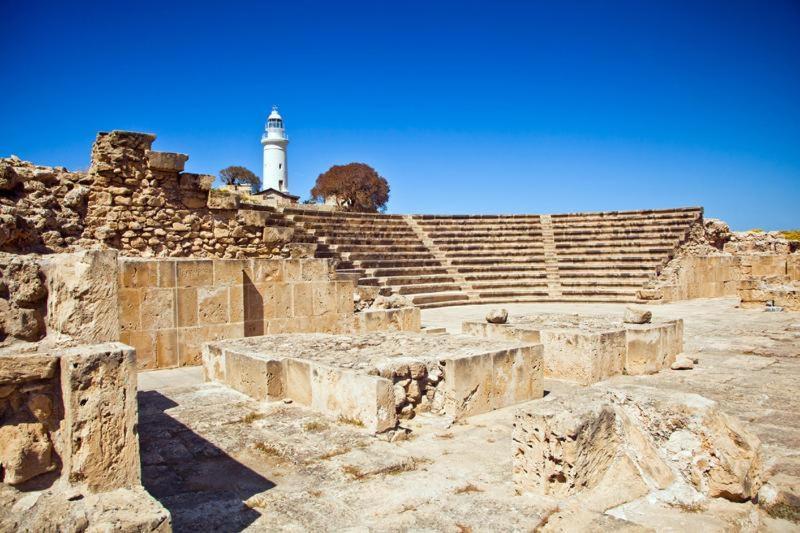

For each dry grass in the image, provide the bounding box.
[226,411,266,425]
[302,420,329,432]
[780,229,800,242]
[337,415,365,427]
[307,489,323,498]
[319,446,351,460]
[435,432,454,440]
[342,464,367,479]
[668,500,707,513]
[454,483,483,494]
[456,524,473,533]
[253,442,284,459]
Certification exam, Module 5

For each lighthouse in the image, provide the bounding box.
[261,106,289,192]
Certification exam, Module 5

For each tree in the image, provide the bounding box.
[310,163,389,213]
[219,166,261,192]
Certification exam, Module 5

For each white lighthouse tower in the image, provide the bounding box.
[261,106,289,192]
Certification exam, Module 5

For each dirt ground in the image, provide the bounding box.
[138,298,800,531]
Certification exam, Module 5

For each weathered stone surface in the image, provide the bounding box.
[513,384,762,507]
[42,249,120,343]
[60,342,140,492]
[624,307,652,324]
[485,308,508,324]
[1,486,171,532]
[370,293,413,310]
[0,353,58,384]
[205,332,543,431]
[146,150,188,172]
[0,422,56,484]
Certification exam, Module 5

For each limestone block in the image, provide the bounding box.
[60,343,140,492]
[0,422,56,484]
[176,259,213,287]
[178,171,214,191]
[238,209,271,227]
[0,353,58,385]
[312,282,336,316]
[146,150,188,172]
[541,329,625,385]
[262,225,294,244]
[301,259,329,281]
[207,190,239,210]
[513,385,762,507]
[197,286,229,325]
[309,366,396,433]
[250,258,284,283]
[176,287,198,327]
[292,283,313,317]
[283,357,312,405]
[224,350,283,401]
[440,352,494,418]
[140,288,175,330]
[213,259,247,286]
[491,345,544,407]
[624,319,683,375]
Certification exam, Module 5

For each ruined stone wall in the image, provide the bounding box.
[0,158,89,254]
[82,130,305,259]
[118,257,357,369]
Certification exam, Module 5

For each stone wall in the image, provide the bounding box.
[118,257,357,369]
[0,157,89,254]
[640,255,741,302]
[82,130,307,259]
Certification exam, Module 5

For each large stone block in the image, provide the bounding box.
[309,366,396,433]
[513,384,762,508]
[224,350,283,401]
[146,150,188,172]
[59,343,140,492]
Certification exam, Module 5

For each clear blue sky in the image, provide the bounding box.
[2,1,798,229]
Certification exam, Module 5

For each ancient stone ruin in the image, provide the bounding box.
[1,131,798,530]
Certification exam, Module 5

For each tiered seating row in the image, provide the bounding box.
[274,206,702,309]
[281,207,470,306]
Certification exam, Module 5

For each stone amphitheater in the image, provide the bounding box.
[1,131,799,531]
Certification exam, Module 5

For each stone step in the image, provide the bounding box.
[470,280,550,289]
[366,266,451,277]
[359,274,457,286]
[462,271,549,281]
[329,244,430,253]
[411,291,471,306]
[396,282,464,295]
[434,237,546,245]
[455,264,547,273]
[424,229,544,237]
[319,237,424,246]
[351,258,445,269]
[344,252,438,262]
[450,256,547,265]
[554,246,674,255]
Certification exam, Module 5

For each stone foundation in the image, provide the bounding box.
[203,332,543,433]
[462,313,682,384]
[512,384,763,509]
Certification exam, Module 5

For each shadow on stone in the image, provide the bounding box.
[138,390,275,532]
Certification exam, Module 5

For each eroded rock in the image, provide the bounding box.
[513,384,762,509]
[624,307,652,324]
[486,308,508,324]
